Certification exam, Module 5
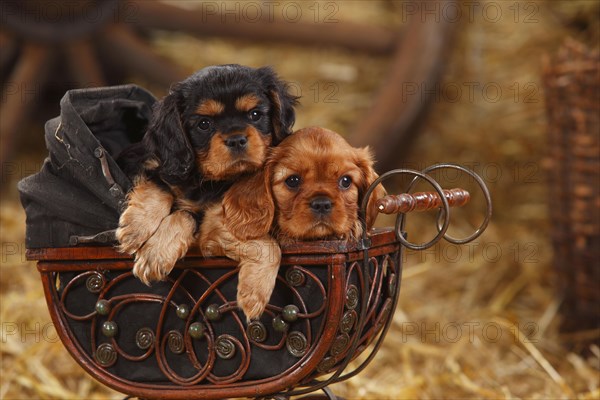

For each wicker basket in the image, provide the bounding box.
[543,39,600,334]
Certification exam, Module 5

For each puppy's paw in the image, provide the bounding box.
[236,240,281,321]
[132,211,196,285]
[116,182,173,254]
[132,253,168,286]
[237,282,273,322]
[116,215,151,255]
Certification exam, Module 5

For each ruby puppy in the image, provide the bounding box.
[199,127,386,320]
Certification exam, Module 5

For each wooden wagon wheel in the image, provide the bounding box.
[1,0,456,169]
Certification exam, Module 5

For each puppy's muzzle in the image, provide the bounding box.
[225,134,248,152]
[310,196,332,216]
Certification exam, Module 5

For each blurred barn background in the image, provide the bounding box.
[1,1,598,399]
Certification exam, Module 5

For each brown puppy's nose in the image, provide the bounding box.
[310,196,332,215]
[225,135,248,151]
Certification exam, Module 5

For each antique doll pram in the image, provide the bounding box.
[19,86,491,400]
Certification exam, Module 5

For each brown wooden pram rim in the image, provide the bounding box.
[26,228,397,261]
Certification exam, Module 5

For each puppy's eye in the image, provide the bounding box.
[339,175,352,189]
[285,175,301,189]
[248,109,262,122]
[197,118,212,131]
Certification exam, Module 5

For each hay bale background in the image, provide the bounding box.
[1,1,599,399]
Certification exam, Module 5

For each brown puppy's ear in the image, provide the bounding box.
[354,146,387,231]
[223,166,274,241]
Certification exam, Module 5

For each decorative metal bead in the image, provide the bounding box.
[86,273,104,293]
[286,331,308,357]
[215,336,236,359]
[176,304,190,320]
[281,305,299,322]
[95,299,110,316]
[285,268,305,287]
[167,331,185,354]
[188,322,205,340]
[330,333,350,356]
[345,285,359,310]
[95,343,117,367]
[317,356,336,373]
[340,310,357,333]
[247,321,267,343]
[272,316,288,332]
[135,327,154,350]
[101,321,118,338]
[205,304,221,321]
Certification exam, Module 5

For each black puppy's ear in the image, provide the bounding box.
[143,91,194,185]
[257,66,299,144]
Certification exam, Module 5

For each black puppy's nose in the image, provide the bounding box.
[310,196,332,215]
[225,135,248,151]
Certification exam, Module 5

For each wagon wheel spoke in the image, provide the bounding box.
[64,40,107,88]
[130,0,399,55]
[96,24,188,87]
[349,0,458,171]
[0,31,19,83]
[1,43,53,162]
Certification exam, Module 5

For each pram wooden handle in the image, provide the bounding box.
[376,188,470,214]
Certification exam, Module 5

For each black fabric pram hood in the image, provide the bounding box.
[18,85,156,248]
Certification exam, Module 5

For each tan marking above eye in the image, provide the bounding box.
[235,94,261,112]
[196,99,225,116]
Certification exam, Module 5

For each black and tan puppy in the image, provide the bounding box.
[116,65,298,285]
